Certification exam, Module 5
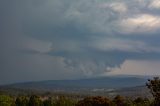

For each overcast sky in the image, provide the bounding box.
[1,0,160,84]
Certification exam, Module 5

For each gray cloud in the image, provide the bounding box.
[1,0,160,84]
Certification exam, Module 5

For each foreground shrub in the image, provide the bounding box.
[133,97,150,106]
[113,95,125,106]
[43,98,56,106]
[29,95,43,106]
[0,95,15,106]
[146,77,160,106]
[15,96,28,106]
[55,96,76,106]
[123,100,134,106]
[76,96,113,106]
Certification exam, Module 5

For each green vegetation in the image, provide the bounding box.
[0,95,15,106]
[76,96,152,106]
[146,77,160,106]
[15,96,28,106]
[0,94,155,106]
[76,96,113,106]
[0,77,160,106]
[29,95,43,106]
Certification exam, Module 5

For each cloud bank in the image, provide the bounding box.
[1,0,160,84]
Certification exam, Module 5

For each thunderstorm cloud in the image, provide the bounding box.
[1,0,160,84]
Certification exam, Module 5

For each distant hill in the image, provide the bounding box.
[2,75,148,89]
[0,75,152,98]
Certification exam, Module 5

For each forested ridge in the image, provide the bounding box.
[0,77,160,106]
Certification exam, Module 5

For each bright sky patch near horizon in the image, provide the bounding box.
[1,0,160,84]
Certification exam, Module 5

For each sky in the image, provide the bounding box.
[1,0,160,84]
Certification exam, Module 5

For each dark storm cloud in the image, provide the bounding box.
[1,0,160,84]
